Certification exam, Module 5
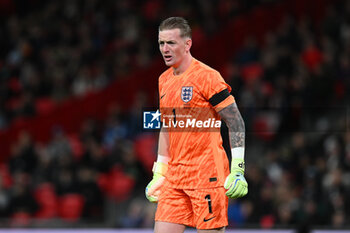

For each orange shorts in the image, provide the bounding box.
[155,186,228,229]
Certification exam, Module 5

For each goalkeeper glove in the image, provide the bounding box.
[145,162,167,203]
[224,157,248,199]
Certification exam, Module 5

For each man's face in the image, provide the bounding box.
[158,28,191,68]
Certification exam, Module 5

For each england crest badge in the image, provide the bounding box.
[181,86,193,103]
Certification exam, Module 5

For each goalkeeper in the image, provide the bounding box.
[145,17,248,233]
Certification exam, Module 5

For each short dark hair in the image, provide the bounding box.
[159,17,192,39]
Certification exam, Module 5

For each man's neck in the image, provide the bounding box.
[173,54,193,76]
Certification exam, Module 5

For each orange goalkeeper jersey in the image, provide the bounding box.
[159,58,235,189]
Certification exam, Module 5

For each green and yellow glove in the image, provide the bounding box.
[145,162,167,203]
[224,158,248,199]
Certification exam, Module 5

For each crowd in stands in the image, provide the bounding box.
[224,0,350,228]
[0,0,349,230]
[0,0,270,130]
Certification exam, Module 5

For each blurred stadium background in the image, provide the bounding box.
[0,0,349,231]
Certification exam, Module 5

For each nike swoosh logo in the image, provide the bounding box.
[161,93,166,99]
[203,216,216,222]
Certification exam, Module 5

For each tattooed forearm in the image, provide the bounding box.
[218,102,245,148]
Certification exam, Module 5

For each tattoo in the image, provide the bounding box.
[218,102,245,148]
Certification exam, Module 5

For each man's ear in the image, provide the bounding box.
[185,38,192,52]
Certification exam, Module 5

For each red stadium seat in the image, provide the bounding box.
[106,166,135,202]
[241,63,263,84]
[301,45,323,71]
[67,133,84,160]
[260,214,275,229]
[134,134,157,173]
[34,183,58,219]
[58,194,85,222]
[252,114,277,141]
[0,163,12,188]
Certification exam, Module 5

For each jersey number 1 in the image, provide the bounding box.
[205,194,213,214]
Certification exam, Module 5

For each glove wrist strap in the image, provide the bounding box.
[152,162,168,176]
[231,147,245,159]
[231,158,245,174]
[231,147,245,174]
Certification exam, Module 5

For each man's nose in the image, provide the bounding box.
[162,43,169,52]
